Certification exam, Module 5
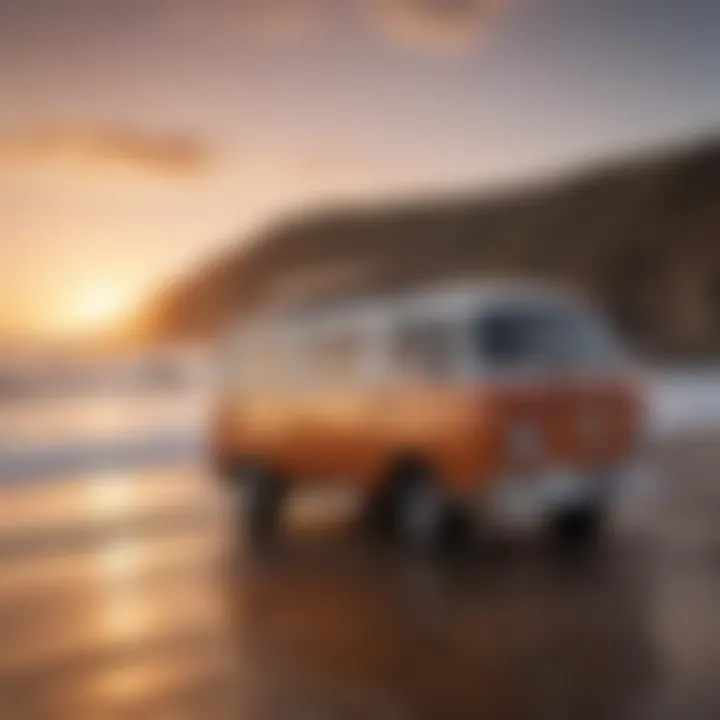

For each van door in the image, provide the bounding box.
[296,322,379,483]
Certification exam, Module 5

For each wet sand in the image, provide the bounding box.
[0,436,718,719]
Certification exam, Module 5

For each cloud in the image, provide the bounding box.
[0,0,515,55]
[0,126,211,179]
[159,0,331,44]
[156,0,513,52]
[364,0,512,52]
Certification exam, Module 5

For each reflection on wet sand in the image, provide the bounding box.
[232,535,656,720]
[0,437,718,718]
[0,467,235,719]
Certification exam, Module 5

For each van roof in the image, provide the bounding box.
[387,280,582,315]
[234,280,586,336]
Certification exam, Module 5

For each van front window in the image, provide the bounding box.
[475,306,620,369]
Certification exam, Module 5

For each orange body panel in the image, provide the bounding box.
[212,375,644,499]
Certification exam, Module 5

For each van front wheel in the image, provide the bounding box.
[548,503,606,546]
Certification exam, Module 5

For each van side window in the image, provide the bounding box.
[391,319,457,382]
[309,328,364,385]
[242,334,285,388]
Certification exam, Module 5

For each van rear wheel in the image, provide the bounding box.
[396,466,452,550]
[233,464,286,543]
[361,486,396,538]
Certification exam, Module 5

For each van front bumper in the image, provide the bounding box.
[481,462,653,525]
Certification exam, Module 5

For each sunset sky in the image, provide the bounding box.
[0,0,718,336]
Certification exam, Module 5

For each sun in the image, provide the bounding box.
[69,285,135,332]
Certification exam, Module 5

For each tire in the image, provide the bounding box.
[360,485,397,539]
[210,453,238,482]
[396,464,450,550]
[235,464,286,543]
[548,503,606,547]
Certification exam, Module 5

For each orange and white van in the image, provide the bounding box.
[212,283,646,544]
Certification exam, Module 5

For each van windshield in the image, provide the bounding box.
[475,305,621,370]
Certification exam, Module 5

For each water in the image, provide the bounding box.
[0,392,206,481]
[0,370,717,482]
